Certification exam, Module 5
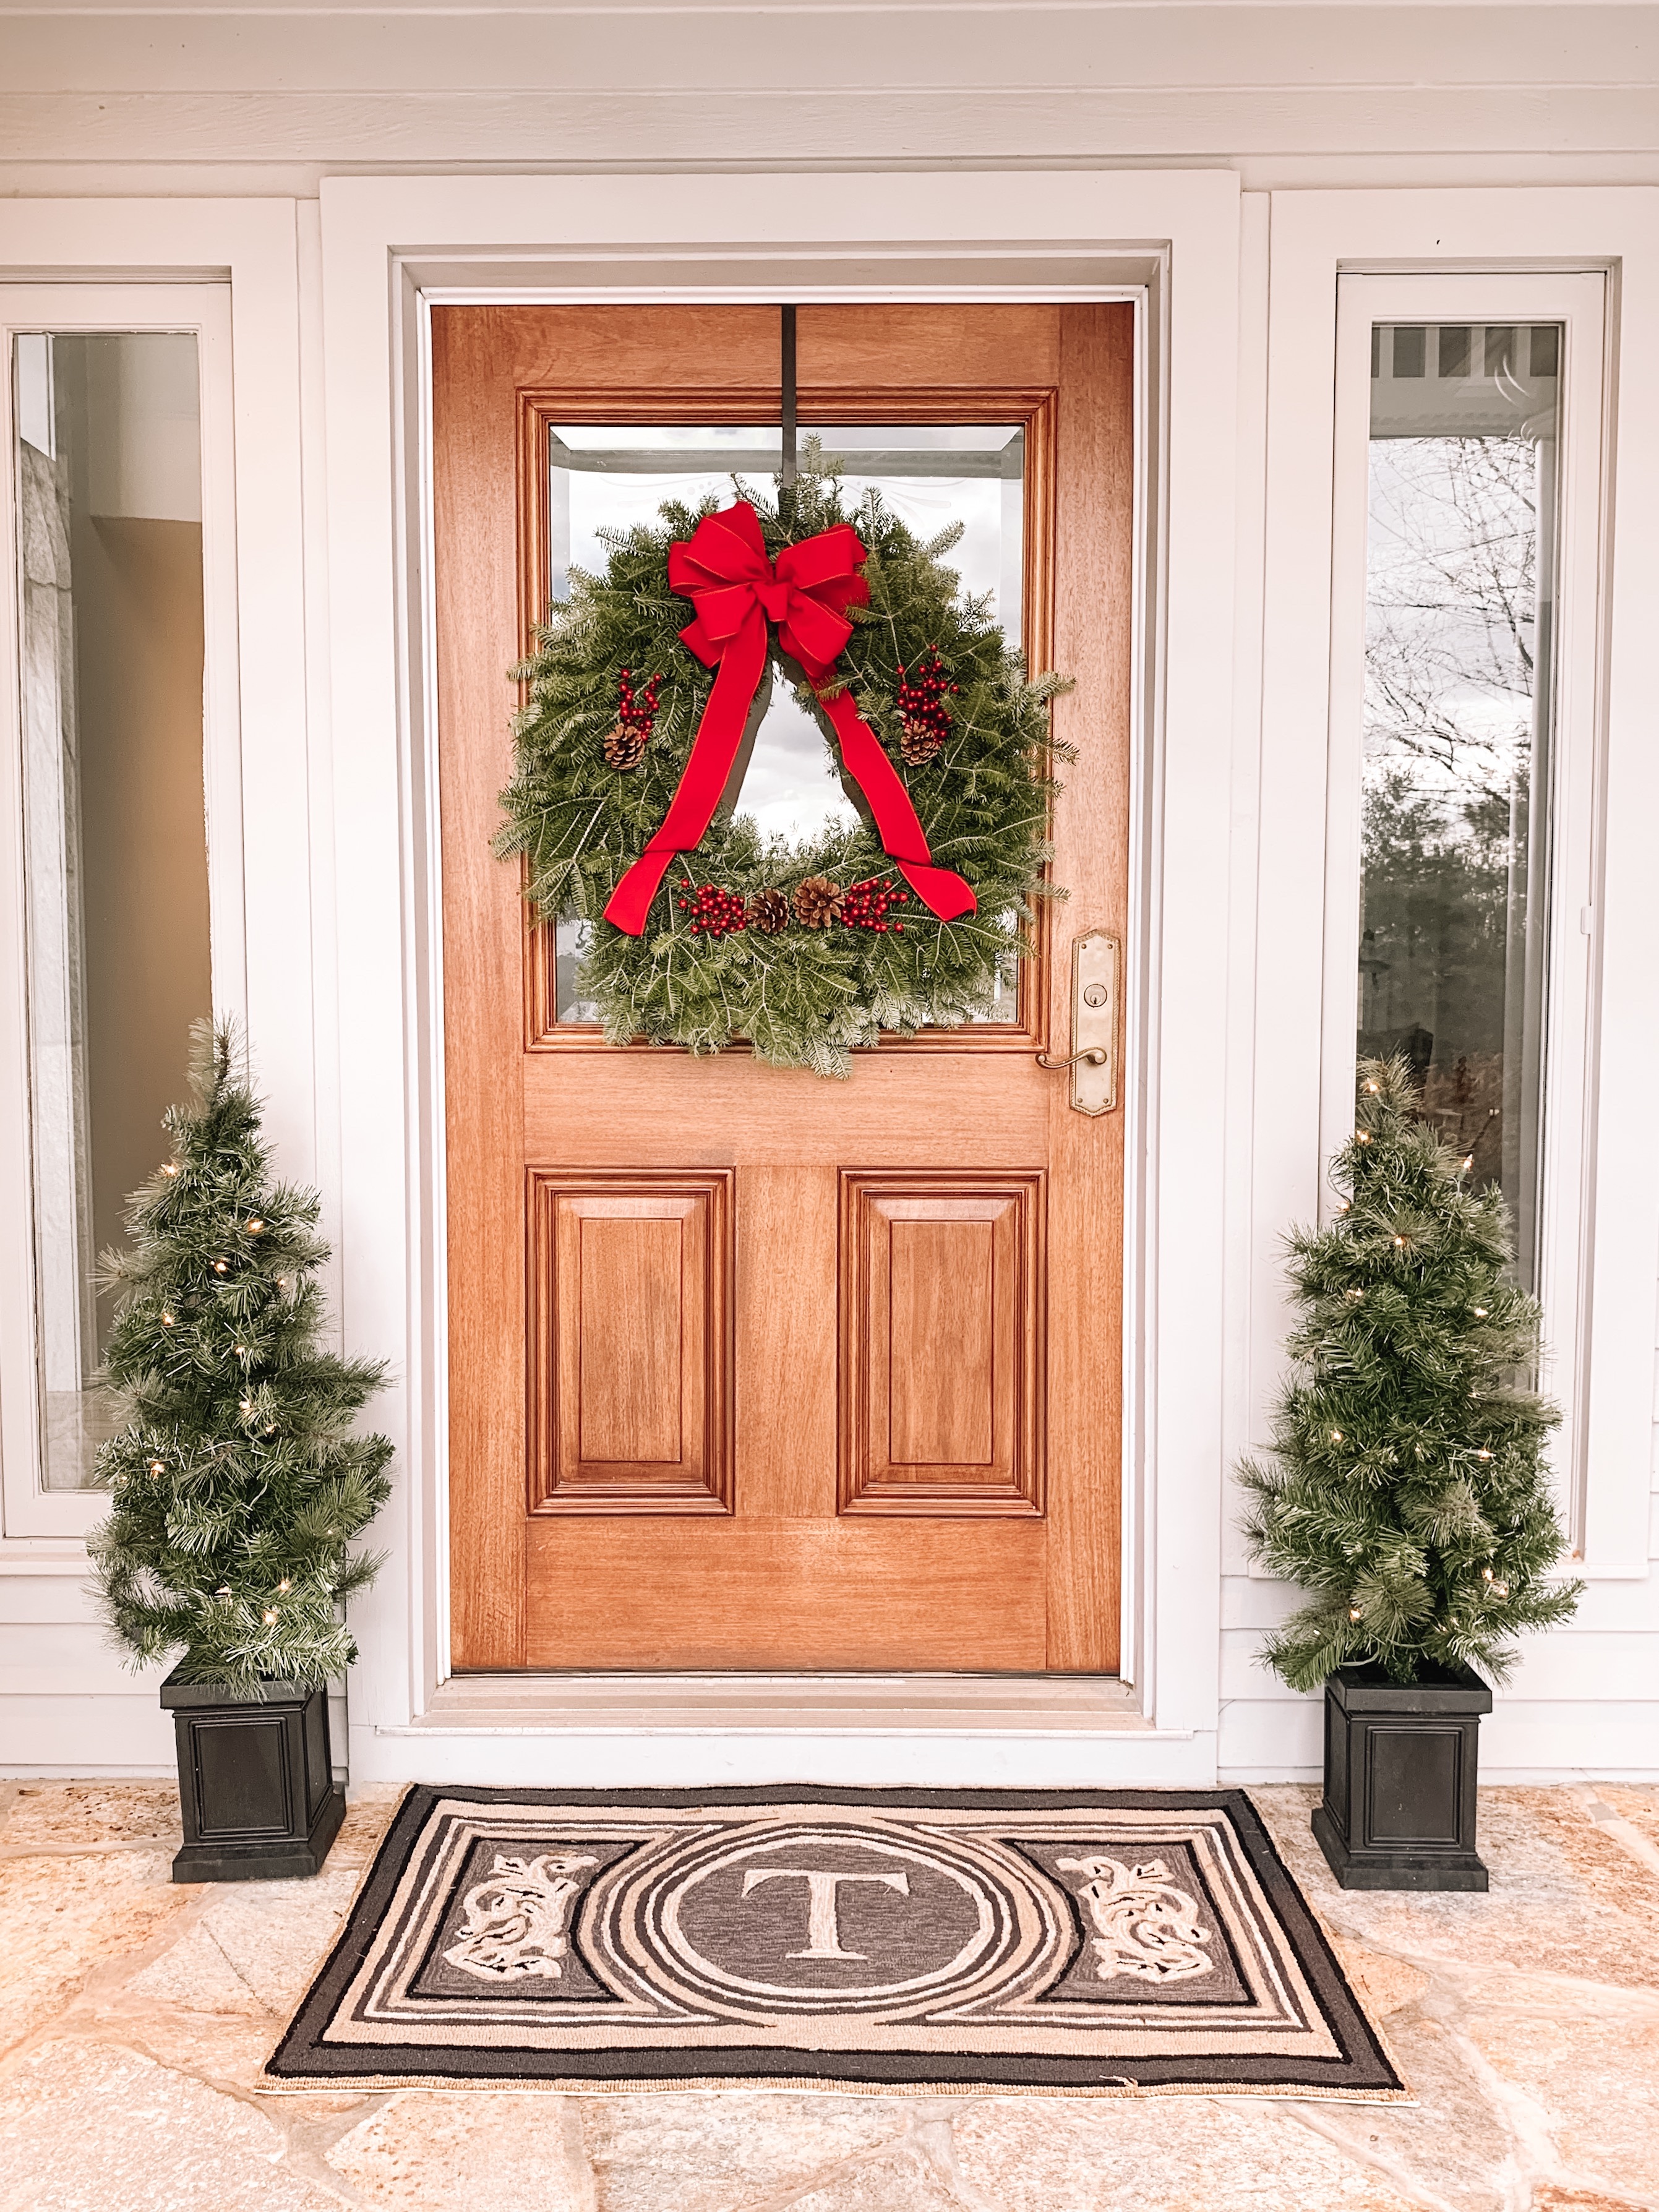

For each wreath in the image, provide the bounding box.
[495,442,1071,1078]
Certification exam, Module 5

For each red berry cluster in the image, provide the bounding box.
[677,880,748,938]
[841,876,909,933]
[617,667,663,736]
[896,649,959,753]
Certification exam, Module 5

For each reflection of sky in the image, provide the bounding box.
[552,424,1021,845]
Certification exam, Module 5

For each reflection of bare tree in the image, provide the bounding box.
[1359,432,1543,1230]
[1365,435,1536,801]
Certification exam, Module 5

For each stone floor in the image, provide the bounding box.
[1,1781,1657,2212]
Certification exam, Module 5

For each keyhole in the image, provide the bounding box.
[1082,983,1109,1008]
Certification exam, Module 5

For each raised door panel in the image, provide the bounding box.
[839,1169,1045,1517]
[528,1168,734,1514]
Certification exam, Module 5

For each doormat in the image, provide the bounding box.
[266,1784,1405,2099]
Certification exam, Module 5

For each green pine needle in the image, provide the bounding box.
[1239,1054,1582,1691]
[88,1019,393,1699]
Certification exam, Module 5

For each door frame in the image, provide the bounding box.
[316,171,1243,1785]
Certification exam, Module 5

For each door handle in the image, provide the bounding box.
[1037,930,1119,1115]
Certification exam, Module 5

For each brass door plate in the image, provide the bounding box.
[1068,930,1119,1115]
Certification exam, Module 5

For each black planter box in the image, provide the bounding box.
[160,1668,346,1883]
[1312,1661,1493,1892]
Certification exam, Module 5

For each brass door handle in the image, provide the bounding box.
[1037,931,1119,1114]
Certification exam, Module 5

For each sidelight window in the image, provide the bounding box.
[1327,272,1606,1523]
[3,299,224,1521]
[1357,320,1561,1285]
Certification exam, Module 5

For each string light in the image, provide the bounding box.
[1330,1429,1344,1443]
[1476,1449,1492,1461]
[147,1459,166,1478]
[1491,1580,1509,1598]
[212,1258,229,1275]
[161,1310,175,1326]
[1345,1288,1363,1302]
[1363,1080,1379,1093]
[262,1607,280,1626]
[1356,1132,1372,1145]
[1394,1235,1408,1248]
[1462,1155,1474,1171]
[215,1585,232,1600]
[239,1396,253,1413]
[276,1577,292,1594]
[234,1343,249,1356]
[160,1163,179,1178]
[247,1217,265,1235]
[1481,1565,1494,1581]
[1348,1605,1363,1622]
[1473,1306,1488,1318]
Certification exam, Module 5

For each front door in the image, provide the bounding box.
[435,304,1131,1672]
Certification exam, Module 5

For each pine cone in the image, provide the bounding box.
[899,719,944,768]
[793,875,844,929]
[603,724,647,770]
[747,888,791,935]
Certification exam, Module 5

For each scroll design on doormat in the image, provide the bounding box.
[1056,1854,1215,1983]
[444,1851,598,1981]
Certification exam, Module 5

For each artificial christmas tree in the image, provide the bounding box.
[90,1021,392,1880]
[1240,1055,1580,1888]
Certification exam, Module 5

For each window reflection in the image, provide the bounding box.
[13,332,211,1488]
[1358,324,1560,1284]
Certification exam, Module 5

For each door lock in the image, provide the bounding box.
[1036,930,1119,1115]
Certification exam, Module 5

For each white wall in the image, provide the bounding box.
[1,4,1657,1785]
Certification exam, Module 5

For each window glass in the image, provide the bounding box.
[13,332,212,1488]
[1359,324,1560,1284]
[547,424,1025,1027]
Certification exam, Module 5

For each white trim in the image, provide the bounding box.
[1254,188,1659,1604]
[1324,270,1608,1559]
[318,171,1241,1787]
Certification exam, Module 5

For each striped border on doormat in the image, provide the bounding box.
[267,1785,1405,2099]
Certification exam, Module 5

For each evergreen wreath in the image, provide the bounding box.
[90,1021,393,1698]
[496,441,1071,1078]
[1239,1055,1582,1691]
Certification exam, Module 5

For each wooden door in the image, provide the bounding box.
[436,304,1131,1673]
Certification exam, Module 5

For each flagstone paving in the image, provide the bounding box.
[0,1779,1655,2211]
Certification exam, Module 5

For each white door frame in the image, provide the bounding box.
[317,171,1243,1787]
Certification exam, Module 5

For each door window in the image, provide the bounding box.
[544,422,1027,1028]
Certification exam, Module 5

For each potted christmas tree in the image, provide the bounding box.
[90,1022,393,1882]
[1240,1056,1581,1890]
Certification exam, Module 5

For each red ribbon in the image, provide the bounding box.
[602,500,977,934]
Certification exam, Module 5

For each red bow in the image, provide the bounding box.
[602,500,977,935]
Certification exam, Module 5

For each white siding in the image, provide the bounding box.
[1,4,1657,1782]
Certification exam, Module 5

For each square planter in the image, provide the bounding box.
[1312,1660,1493,1892]
[160,1668,346,1883]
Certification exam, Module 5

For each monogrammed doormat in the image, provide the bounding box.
[266,1784,1405,2099]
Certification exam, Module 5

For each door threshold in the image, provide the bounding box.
[404,1671,1155,1738]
